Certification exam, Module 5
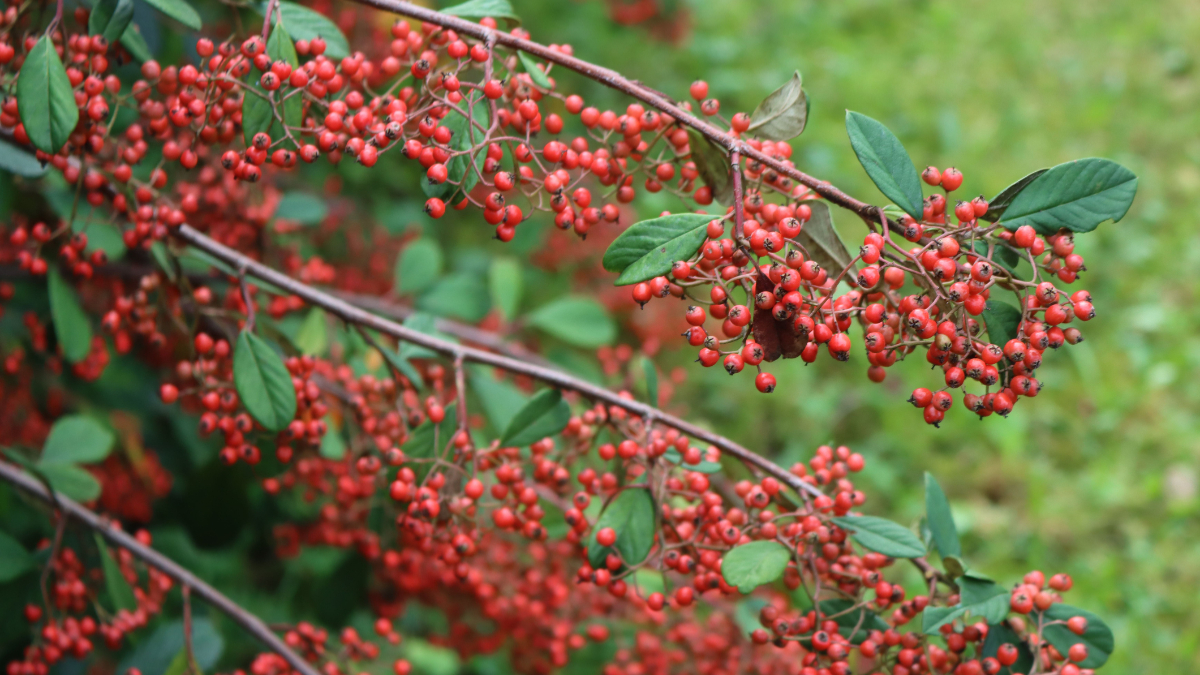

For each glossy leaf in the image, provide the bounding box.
[0,138,47,177]
[1042,604,1114,668]
[957,575,1010,624]
[141,0,201,29]
[997,158,1137,234]
[721,541,791,593]
[832,515,925,558]
[982,622,1034,675]
[96,534,137,612]
[17,36,79,154]
[468,367,528,432]
[982,168,1047,222]
[48,269,93,364]
[38,463,101,502]
[293,308,328,356]
[526,296,615,348]
[273,1,349,60]
[233,331,297,432]
[441,0,520,25]
[795,201,853,276]
[243,24,300,146]
[395,239,443,294]
[845,111,924,219]
[488,257,522,320]
[972,240,1021,277]
[417,273,490,322]
[274,192,328,225]
[501,388,570,447]
[687,129,733,204]
[587,488,655,568]
[818,599,890,644]
[924,473,961,558]
[602,213,713,286]
[0,531,34,582]
[41,415,114,465]
[518,51,552,89]
[90,0,135,44]
[981,300,1023,347]
[748,71,808,140]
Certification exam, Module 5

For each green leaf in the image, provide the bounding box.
[95,534,137,612]
[275,192,328,225]
[400,404,456,481]
[518,51,552,89]
[586,488,655,568]
[395,239,443,294]
[293,308,328,356]
[795,201,853,276]
[831,515,925,558]
[116,618,224,675]
[48,269,93,364]
[747,71,808,141]
[526,296,615,348]
[981,622,1034,675]
[0,138,47,178]
[661,448,722,473]
[845,111,924,220]
[488,257,522,321]
[422,100,487,203]
[17,36,79,154]
[500,388,570,447]
[924,472,961,559]
[687,129,733,204]
[90,0,135,44]
[468,367,528,432]
[996,158,1137,234]
[982,169,1047,222]
[272,1,349,60]
[721,540,790,593]
[441,0,520,25]
[41,415,114,465]
[972,240,1021,277]
[233,331,297,432]
[242,24,300,146]
[981,300,1023,347]
[1042,604,1114,669]
[150,241,177,282]
[642,356,658,407]
[119,23,155,62]
[318,422,346,459]
[956,575,1010,624]
[818,599,890,644]
[141,0,201,29]
[417,273,490,322]
[602,212,713,286]
[0,531,34,582]
[38,463,101,501]
[921,606,964,634]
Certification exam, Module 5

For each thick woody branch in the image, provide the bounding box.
[174,224,823,499]
[350,0,901,235]
[0,461,322,675]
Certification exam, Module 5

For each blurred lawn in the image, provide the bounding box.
[523,0,1200,670]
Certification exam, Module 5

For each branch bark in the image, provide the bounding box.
[0,461,323,675]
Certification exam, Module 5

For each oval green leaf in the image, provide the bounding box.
[488,257,522,321]
[242,24,299,146]
[417,273,490,322]
[795,201,853,276]
[442,0,520,25]
[982,168,1047,222]
[924,472,961,559]
[141,0,201,29]
[0,138,47,177]
[95,534,137,612]
[845,111,924,220]
[587,488,655,568]
[396,239,443,294]
[17,36,79,154]
[293,307,328,356]
[748,71,808,141]
[275,192,328,225]
[48,269,93,364]
[687,130,733,204]
[0,531,34,582]
[831,515,925,558]
[233,331,297,432]
[997,158,1137,234]
[602,213,714,286]
[526,296,615,348]
[90,0,135,44]
[38,463,102,502]
[721,540,790,593]
[518,51,552,89]
[500,388,570,447]
[273,1,349,60]
[41,415,115,465]
[981,300,1023,347]
[1042,603,1114,669]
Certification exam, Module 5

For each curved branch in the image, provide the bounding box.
[351,0,901,235]
[0,461,323,675]
[175,224,822,498]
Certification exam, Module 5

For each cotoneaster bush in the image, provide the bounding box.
[0,1,1135,675]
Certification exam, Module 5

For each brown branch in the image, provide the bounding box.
[175,225,822,499]
[350,0,901,237]
[0,461,322,675]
